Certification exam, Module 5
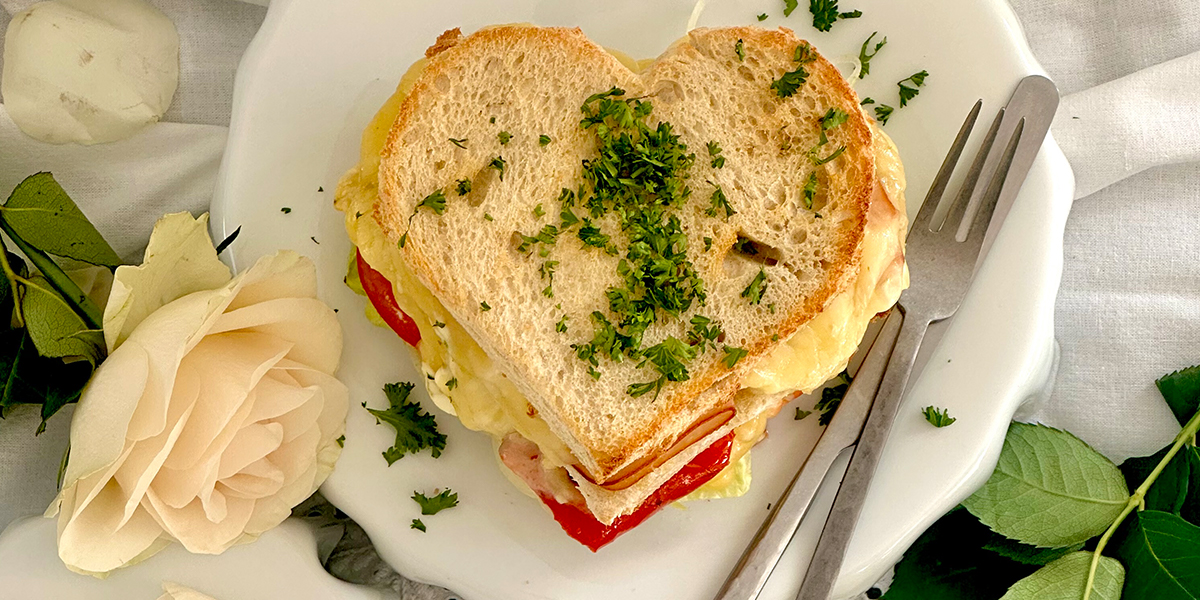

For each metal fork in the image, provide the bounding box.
[714,74,1060,600]
[795,79,1052,600]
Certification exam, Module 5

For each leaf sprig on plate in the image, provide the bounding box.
[0,173,122,433]
[883,363,1200,600]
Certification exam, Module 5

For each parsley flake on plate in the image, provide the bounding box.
[771,43,817,99]
[363,382,446,466]
[410,519,426,532]
[742,268,769,305]
[874,103,895,125]
[898,70,929,107]
[412,489,459,515]
[857,32,886,79]
[922,406,957,427]
[809,0,862,32]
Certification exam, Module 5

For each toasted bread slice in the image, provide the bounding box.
[376,25,873,490]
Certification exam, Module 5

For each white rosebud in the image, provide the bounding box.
[1,0,179,144]
[48,213,348,576]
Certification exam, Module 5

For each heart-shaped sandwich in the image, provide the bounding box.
[337,24,909,549]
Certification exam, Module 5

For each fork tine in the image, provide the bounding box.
[913,99,982,232]
[964,117,1024,244]
[938,105,1005,233]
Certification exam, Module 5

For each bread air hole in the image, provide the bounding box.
[731,233,782,267]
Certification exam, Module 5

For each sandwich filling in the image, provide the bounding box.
[335,28,908,549]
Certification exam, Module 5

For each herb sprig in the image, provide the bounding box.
[364,382,447,465]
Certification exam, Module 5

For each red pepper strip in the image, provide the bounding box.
[356,250,422,347]
[536,432,735,551]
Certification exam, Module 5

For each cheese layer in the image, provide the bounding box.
[334,53,907,501]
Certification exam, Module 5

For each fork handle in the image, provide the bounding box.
[795,309,931,600]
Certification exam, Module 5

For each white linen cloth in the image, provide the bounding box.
[0,0,1197,598]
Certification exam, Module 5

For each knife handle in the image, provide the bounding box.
[712,311,904,600]
[795,309,930,600]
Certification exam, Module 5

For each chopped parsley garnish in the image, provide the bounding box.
[707,141,726,168]
[741,268,769,305]
[534,203,546,218]
[517,224,560,255]
[565,87,713,396]
[410,519,426,532]
[819,107,849,132]
[480,301,491,311]
[336,435,345,447]
[539,134,552,146]
[784,0,799,16]
[857,32,886,79]
[721,345,749,369]
[874,103,895,125]
[449,137,468,149]
[922,406,957,428]
[795,408,812,420]
[539,260,558,297]
[771,43,817,99]
[416,189,447,215]
[686,314,723,352]
[498,131,512,145]
[432,321,446,328]
[816,370,851,425]
[484,213,494,221]
[860,97,875,105]
[489,116,496,124]
[455,177,472,195]
[803,172,818,209]
[809,0,862,32]
[898,70,929,107]
[363,382,446,465]
[811,145,846,165]
[556,314,569,333]
[706,185,735,218]
[444,377,458,391]
[627,336,696,398]
[280,207,291,214]
[488,155,507,181]
[734,39,745,62]
[703,236,713,252]
[757,12,769,21]
[412,489,459,515]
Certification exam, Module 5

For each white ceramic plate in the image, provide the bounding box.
[0,517,389,599]
[211,1,1074,598]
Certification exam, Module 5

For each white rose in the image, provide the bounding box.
[47,213,348,576]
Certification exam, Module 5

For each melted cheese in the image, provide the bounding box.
[334,53,908,501]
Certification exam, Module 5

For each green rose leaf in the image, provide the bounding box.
[998,552,1124,600]
[2,173,121,267]
[1117,509,1200,599]
[1122,444,1192,515]
[982,534,1083,566]
[21,276,104,365]
[962,422,1130,548]
[1157,365,1200,427]
[1184,448,1200,526]
[882,508,1037,600]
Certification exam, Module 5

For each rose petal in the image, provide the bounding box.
[164,333,290,468]
[219,459,285,500]
[151,454,219,510]
[60,343,149,485]
[244,369,315,424]
[145,489,254,555]
[114,400,196,529]
[218,423,283,480]
[104,213,231,352]
[57,479,167,574]
[159,582,219,600]
[224,251,318,310]
[210,297,342,375]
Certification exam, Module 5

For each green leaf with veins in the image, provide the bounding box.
[882,508,1037,600]
[1156,364,1200,426]
[1116,510,1200,599]
[364,382,446,465]
[962,422,1129,548]
[2,173,121,267]
[20,275,103,365]
[998,552,1124,600]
